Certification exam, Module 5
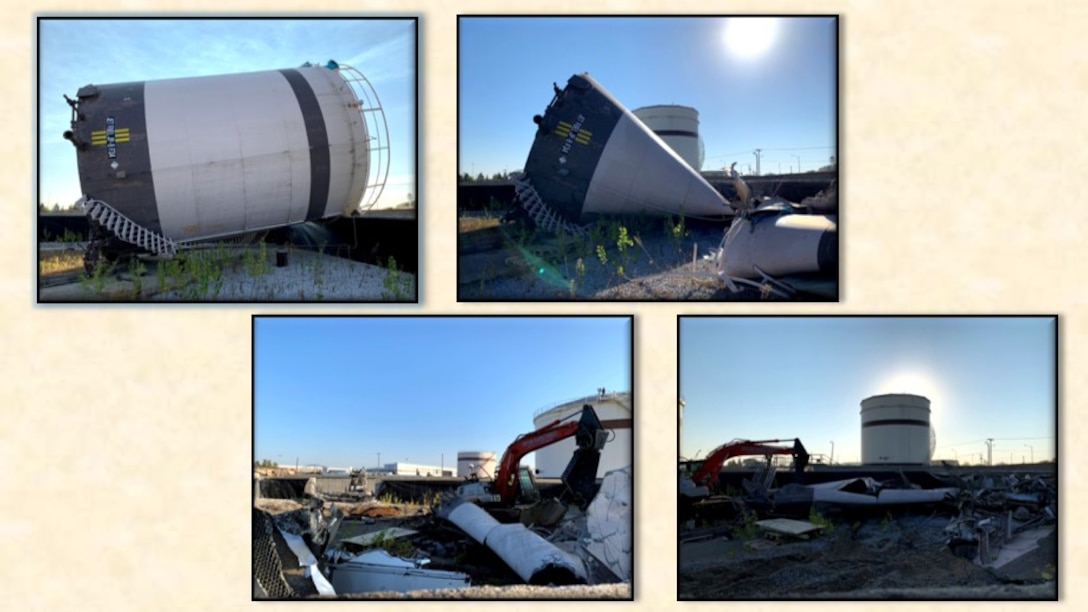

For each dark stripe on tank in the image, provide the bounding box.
[651,130,699,138]
[817,225,837,273]
[862,419,930,428]
[279,69,331,221]
[71,80,162,234]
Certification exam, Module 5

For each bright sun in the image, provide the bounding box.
[723,18,779,60]
[872,369,946,420]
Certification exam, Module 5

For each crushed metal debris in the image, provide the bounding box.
[254,462,632,599]
[679,463,1057,599]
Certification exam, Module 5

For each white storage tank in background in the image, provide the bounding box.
[457,451,497,479]
[632,105,704,171]
[532,390,632,478]
[860,393,934,465]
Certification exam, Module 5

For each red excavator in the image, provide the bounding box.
[457,404,609,508]
[681,438,809,499]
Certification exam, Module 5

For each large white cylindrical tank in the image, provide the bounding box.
[532,390,632,478]
[457,451,497,479]
[66,62,389,247]
[860,393,933,465]
[517,73,729,232]
[632,105,704,171]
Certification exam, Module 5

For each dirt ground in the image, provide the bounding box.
[457,216,833,301]
[679,513,1057,600]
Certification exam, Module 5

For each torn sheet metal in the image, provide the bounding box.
[441,498,588,585]
[339,527,418,548]
[582,466,632,582]
[277,528,336,596]
[325,549,470,594]
[773,478,957,509]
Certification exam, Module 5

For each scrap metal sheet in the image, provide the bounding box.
[583,466,632,581]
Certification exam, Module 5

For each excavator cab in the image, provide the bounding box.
[515,465,541,504]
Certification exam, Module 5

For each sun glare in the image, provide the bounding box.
[872,369,946,419]
[722,18,779,60]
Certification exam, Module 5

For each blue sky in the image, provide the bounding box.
[37,17,416,209]
[254,317,631,469]
[680,317,1057,466]
[459,16,837,178]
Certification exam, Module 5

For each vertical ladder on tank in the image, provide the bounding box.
[511,172,586,235]
[80,197,177,257]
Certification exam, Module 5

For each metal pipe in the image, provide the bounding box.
[437,498,587,585]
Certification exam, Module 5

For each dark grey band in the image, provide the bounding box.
[817,225,837,272]
[279,69,331,221]
[652,129,699,138]
[862,419,929,428]
[72,80,162,234]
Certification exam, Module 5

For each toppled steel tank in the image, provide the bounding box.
[713,165,838,298]
[63,60,389,263]
[513,73,730,232]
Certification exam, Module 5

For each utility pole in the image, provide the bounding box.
[752,149,762,176]
[793,155,801,172]
[377,452,381,472]
[829,440,835,465]
[985,439,994,466]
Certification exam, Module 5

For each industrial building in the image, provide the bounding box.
[532,389,632,478]
[374,462,453,477]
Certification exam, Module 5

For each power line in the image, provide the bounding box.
[705,145,835,160]
[758,146,835,152]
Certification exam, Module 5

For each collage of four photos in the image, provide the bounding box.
[34,14,1058,602]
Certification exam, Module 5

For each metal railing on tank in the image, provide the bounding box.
[336,63,391,213]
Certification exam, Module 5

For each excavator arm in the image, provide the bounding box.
[690,438,809,489]
[493,404,607,505]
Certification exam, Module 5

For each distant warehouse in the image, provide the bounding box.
[376,462,453,477]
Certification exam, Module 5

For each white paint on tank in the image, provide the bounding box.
[457,451,497,479]
[719,212,834,277]
[532,391,632,478]
[860,393,932,465]
[582,113,727,218]
[632,105,703,171]
[145,68,367,242]
[299,67,370,218]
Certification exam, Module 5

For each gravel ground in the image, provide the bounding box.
[39,246,416,302]
[459,219,833,301]
[313,583,632,600]
[679,514,1057,600]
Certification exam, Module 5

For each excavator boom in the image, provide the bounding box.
[492,404,607,505]
[690,438,809,489]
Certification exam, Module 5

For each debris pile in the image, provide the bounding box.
[679,465,1057,599]
[709,163,837,298]
[943,472,1057,566]
[254,465,632,599]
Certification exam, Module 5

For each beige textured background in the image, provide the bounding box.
[4,0,1083,608]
